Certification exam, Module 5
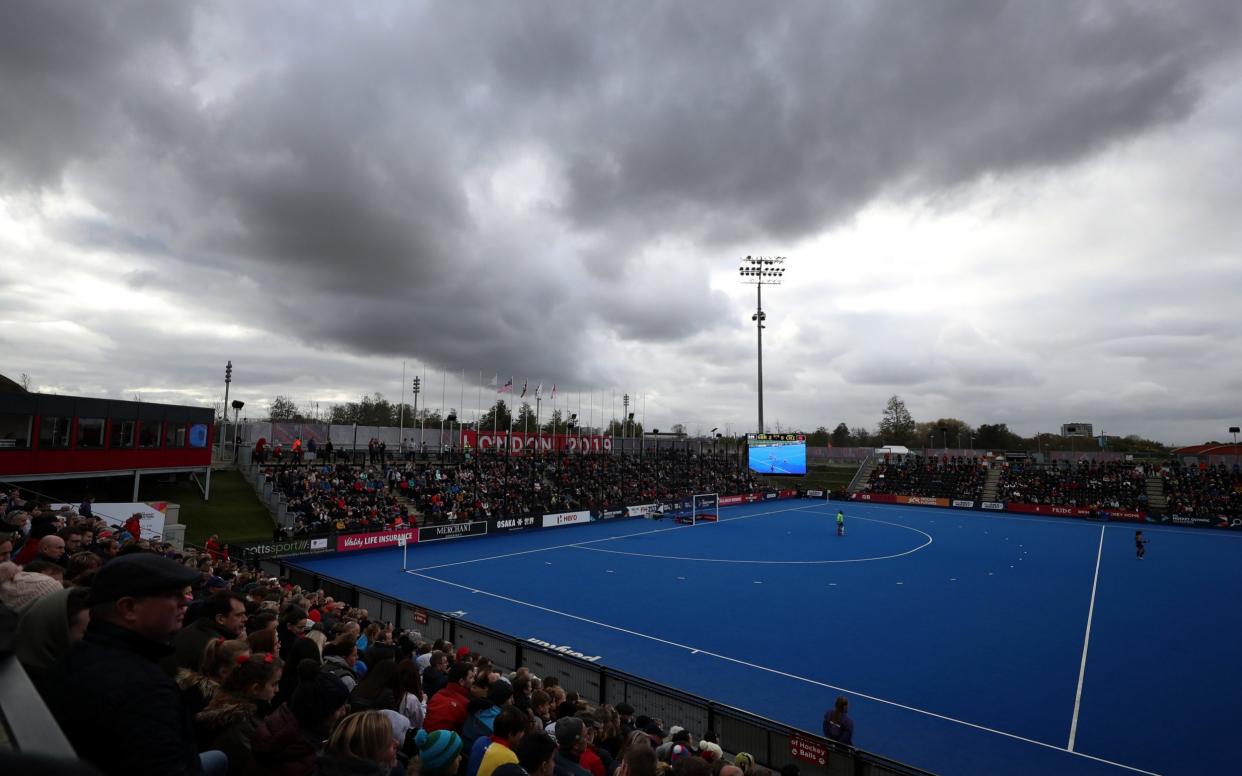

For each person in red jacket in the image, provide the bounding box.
[424,661,476,733]
[205,534,223,562]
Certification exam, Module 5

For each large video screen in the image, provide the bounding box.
[747,433,806,475]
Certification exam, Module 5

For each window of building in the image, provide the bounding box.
[78,418,105,448]
[165,423,186,448]
[138,421,162,448]
[38,416,72,449]
[109,420,136,449]
[0,414,32,449]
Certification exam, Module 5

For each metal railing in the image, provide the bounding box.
[0,655,76,759]
[278,564,934,776]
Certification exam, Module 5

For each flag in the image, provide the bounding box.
[536,383,543,399]
[499,378,513,394]
[520,381,528,398]
[489,374,498,388]
[551,384,557,400]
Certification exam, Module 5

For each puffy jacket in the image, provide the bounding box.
[423,682,470,732]
[461,704,501,753]
[196,691,266,776]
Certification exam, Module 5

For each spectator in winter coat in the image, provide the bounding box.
[415,728,465,776]
[422,650,450,697]
[196,652,284,775]
[467,704,528,776]
[553,716,593,776]
[395,657,427,730]
[493,731,558,776]
[322,636,360,691]
[176,638,251,719]
[423,660,475,732]
[164,592,248,675]
[317,710,400,776]
[349,658,399,711]
[247,659,350,776]
[14,586,90,689]
[48,553,210,776]
[462,680,513,754]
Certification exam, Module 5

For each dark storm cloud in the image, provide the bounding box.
[2,0,1240,389]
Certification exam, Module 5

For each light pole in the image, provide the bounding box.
[1231,426,1239,470]
[622,393,630,453]
[411,377,421,458]
[739,255,786,433]
[220,361,232,461]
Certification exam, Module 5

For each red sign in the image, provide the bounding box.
[413,607,428,625]
[336,528,419,553]
[1005,502,1146,522]
[462,431,612,454]
[789,733,829,766]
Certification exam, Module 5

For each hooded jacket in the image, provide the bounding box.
[196,690,268,776]
[423,681,471,733]
[15,587,75,683]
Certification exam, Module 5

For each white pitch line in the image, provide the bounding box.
[410,570,1160,776]
[574,514,932,564]
[1069,524,1107,752]
[406,504,810,572]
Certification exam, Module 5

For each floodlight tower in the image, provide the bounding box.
[738,256,786,433]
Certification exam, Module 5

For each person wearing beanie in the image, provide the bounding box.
[416,727,465,776]
[0,560,63,612]
[318,710,400,776]
[248,658,351,776]
[733,752,756,774]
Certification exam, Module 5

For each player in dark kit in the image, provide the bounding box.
[1135,530,1148,559]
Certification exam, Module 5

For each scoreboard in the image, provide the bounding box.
[746,433,807,475]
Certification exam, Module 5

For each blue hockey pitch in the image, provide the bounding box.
[290,500,1242,776]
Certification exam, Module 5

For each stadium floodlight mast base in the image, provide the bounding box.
[739,256,786,434]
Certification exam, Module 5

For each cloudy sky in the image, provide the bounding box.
[2,1,1241,444]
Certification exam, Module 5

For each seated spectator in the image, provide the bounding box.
[177,638,252,719]
[249,658,351,776]
[164,592,249,676]
[318,710,400,776]
[463,680,513,754]
[47,552,216,776]
[396,657,427,730]
[196,652,285,775]
[322,635,361,691]
[467,703,528,776]
[350,657,399,711]
[15,586,90,688]
[494,730,558,776]
[0,560,64,612]
[414,728,465,776]
[424,660,476,732]
[554,716,593,776]
[423,649,450,697]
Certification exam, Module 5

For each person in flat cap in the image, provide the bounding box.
[47,552,229,776]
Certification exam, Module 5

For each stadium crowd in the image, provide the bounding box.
[0,485,828,776]
[995,459,1148,510]
[860,456,988,501]
[1159,460,1242,521]
[270,452,761,537]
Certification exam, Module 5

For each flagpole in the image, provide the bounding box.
[476,371,482,435]
[399,360,406,452]
[440,369,446,455]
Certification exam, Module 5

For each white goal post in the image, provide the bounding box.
[691,493,719,523]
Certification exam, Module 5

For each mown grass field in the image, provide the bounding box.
[137,470,274,546]
[757,462,859,493]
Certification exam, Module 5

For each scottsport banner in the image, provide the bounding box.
[239,536,332,559]
[418,520,488,542]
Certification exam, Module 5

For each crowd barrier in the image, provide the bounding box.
[270,558,932,776]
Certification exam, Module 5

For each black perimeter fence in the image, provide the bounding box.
[268,558,935,776]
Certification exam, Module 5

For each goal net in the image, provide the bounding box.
[686,493,719,524]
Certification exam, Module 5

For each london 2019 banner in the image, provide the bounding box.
[462,430,612,454]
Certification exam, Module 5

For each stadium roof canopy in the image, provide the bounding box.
[1171,444,1242,457]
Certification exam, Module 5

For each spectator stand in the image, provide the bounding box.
[279,564,932,776]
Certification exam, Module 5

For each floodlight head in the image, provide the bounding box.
[232,400,245,410]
